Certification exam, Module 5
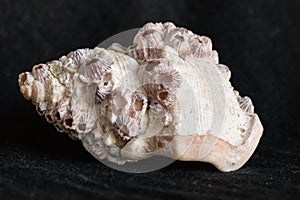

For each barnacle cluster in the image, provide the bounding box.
[18,22,263,172]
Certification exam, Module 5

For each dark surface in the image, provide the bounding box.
[0,0,299,199]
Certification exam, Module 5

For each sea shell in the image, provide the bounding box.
[18,22,263,172]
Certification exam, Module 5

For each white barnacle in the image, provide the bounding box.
[114,115,140,140]
[164,27,193,58]
[129,22,165,60]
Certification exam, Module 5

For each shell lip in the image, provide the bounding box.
[176,114,263,172]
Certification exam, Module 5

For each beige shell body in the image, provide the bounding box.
[18,22,263,172]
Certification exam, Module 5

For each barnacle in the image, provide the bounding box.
[137,59,181,111]
[114,115,141,140]
[18,22,263,172]
[164,27,193,57]
[129,22,165,60]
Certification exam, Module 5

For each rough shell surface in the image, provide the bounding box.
[18,22,263,172]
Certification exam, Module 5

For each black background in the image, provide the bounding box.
[0,0,299,199]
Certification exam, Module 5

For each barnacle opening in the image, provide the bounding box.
[114,94,128,109]
[45,114,54,123]
[158,91,168,100]
[174,35,184,42]
[55,112,61,121]
[103,72,112,85]
[54,124,64,132]
[142,29,156,37]
[34,64,44,70]
[154,74,173,84]
[64,118,73,127]
[145,61,160,71]
[134,99,144,111]
[19,73,27,84]
[86,58,98,66]
[78,123,87,131]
